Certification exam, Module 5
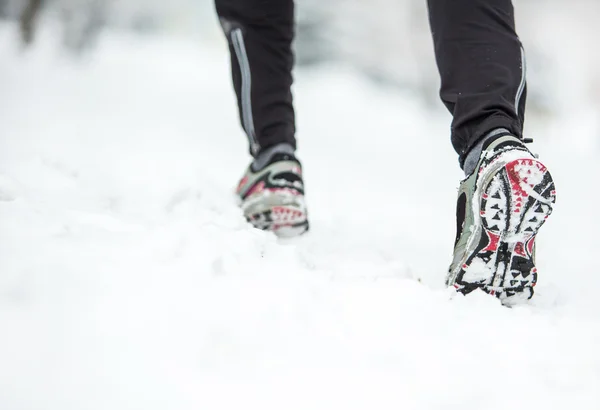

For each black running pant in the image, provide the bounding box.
[215,0,527,166]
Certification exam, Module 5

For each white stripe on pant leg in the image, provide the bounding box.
[515,46,527,110]
[231,28,259,155]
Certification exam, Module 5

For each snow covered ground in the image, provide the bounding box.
[1,23,599,410]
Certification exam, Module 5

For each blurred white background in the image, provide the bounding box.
[1,2,599,409]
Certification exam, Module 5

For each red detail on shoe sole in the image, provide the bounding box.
[505,159,547,198]
[514,242,526,257]
[526,237,535,256]
[271,206,306,225]
[482,231,500,253]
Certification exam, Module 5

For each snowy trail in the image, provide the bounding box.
[1,25,599,410]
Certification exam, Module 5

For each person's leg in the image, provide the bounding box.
[427,0,526,170]
[215,0,307,237]
[428,0,557,304]
[215,0,296,157]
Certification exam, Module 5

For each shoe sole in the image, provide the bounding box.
[455,158,556,304]
[246,205,309,238]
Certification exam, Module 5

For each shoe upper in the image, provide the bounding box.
[236,153,305,201]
